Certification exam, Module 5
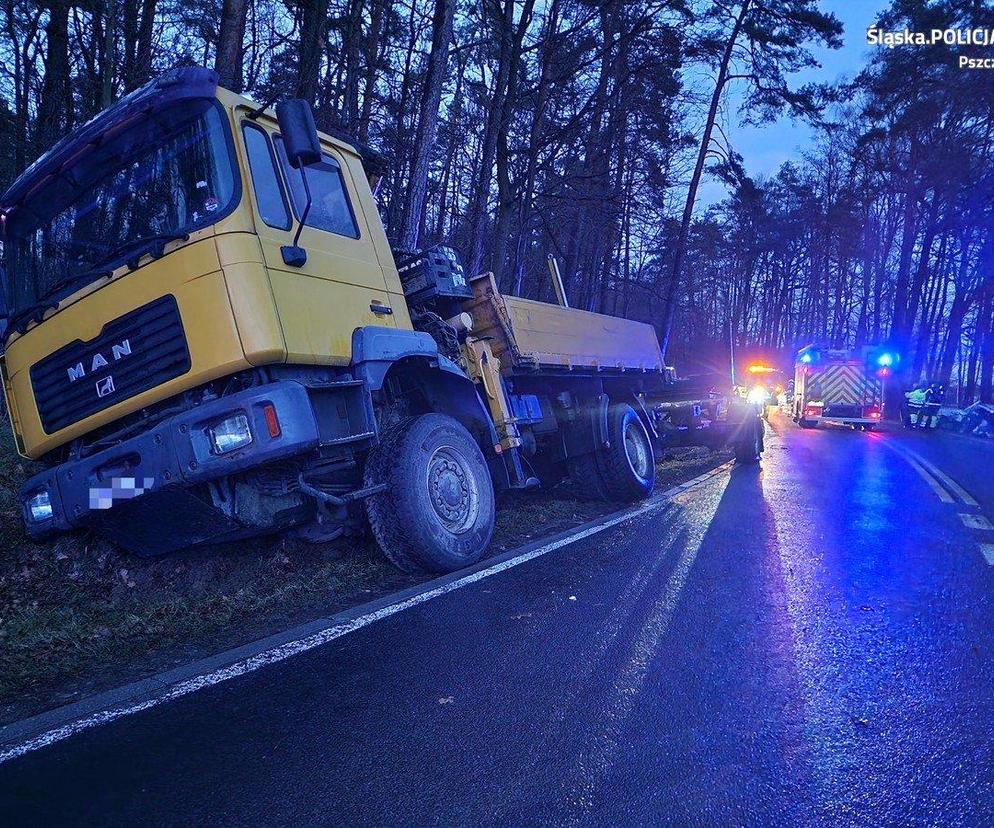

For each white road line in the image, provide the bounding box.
[959,513,994,531]
[911,456,979,507]
[884,441,980,507]
[877,437,994,566]
[0,462,733,766]
[902,454,954,503]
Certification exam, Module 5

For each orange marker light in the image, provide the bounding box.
[263,404,281,438]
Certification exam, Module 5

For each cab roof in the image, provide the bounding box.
[0,67,383,237]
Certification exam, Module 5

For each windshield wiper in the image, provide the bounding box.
[90,231,190,272]
[3,231,190,345]
[4,265,115,343]
[5,300,59,341]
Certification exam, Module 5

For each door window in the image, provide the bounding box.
[275,138,360,239]
[242,123,291,230]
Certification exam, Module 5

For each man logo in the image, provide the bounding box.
[66,339,132,383]
[95,376,116,398]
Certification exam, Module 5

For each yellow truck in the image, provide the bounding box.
[0,68,762,573]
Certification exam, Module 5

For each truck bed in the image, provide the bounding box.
[464,273,665,375]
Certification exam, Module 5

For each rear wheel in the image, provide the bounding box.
[364,414,495,574]
[798,418,816,429]
[570,403,655,502]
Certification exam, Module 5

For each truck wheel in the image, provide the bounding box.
[734,417,763,464]
[364,414,495,574]
[798,418,816,429]
[571,403,655,502]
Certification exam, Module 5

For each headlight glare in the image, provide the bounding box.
[747,386,769,405]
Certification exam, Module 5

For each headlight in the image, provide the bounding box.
[208,414,253,455]
[747,387,769,405]
[26,489,53,522]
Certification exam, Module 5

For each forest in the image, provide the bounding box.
[1,0,993,401]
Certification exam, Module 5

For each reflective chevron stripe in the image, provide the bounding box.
[810,364,880,405]
[819,365,864,403]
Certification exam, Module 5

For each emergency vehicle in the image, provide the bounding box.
[792,346,894,430]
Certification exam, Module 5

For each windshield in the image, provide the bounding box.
[1,101,237,316]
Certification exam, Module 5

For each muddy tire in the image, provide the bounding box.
[364,414,495,574]
[570,403,655,502]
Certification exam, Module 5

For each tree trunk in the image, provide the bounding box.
[3,0,29,173]
[357,0,386,145]
[561,0,617,301]
[465,0,517,276]
[216,0,249,92]
[658,0,751,358]
[99,0,116,106]
[981,299,994,403]
[34,0,71,156]
[296,0,328,106]
[131,0,157,88]
[969,293,991,403]
[890,152,920,344]
[383,0,419,238]
[511,0,560,295]
[491,0,536,286]
[398,0,454,251]
[433,50,466,243]
[340,0,364,130]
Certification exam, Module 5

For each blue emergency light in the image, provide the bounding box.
[869,347,899,378]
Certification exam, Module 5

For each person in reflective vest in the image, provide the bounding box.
[903,385,928,427]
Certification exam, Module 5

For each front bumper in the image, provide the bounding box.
[20,381,321,542]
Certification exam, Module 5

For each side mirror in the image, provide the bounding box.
[276,99,321,169]
[276,99,320,266]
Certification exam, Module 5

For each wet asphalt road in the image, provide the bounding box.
[4,414,994,826]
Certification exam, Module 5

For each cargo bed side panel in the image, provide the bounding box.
[465,273,664,374]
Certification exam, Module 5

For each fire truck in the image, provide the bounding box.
[792,346,895,431]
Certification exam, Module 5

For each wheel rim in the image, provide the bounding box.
[426,445,480,535]
[623,420,651,481]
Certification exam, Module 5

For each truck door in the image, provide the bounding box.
[239,114,400,364]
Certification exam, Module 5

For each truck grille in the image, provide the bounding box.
[30,295,191,433]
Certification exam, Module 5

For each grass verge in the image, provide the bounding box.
[0,433,730,726]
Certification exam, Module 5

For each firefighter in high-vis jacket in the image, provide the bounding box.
[903,383,944,429]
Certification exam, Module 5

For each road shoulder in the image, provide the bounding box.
[0,459,733,763]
